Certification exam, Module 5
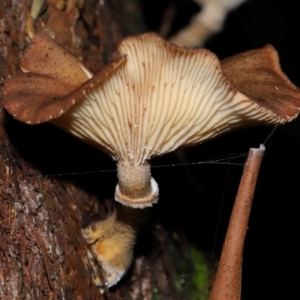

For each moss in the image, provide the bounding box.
[151,287,162,300]
[173,244,211,300]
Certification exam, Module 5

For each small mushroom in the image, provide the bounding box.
[170,0,247,47]
[3,32,300,287]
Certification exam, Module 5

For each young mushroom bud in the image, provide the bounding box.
[3,32,300,287]
[82,200,151,288]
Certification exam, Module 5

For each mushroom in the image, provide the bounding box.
[170,0,247,47]
[3,32,300,287]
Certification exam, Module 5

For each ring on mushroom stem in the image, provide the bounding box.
[3,32,300,288]
[115,162,159,208]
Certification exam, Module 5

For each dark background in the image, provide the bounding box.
[5,0,299,299]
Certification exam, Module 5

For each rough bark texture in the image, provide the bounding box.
[0,1,145,299]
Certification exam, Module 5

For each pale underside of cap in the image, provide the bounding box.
[51,34,300,165]
[4,33,300,167]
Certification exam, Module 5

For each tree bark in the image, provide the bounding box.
[0,1,145,299]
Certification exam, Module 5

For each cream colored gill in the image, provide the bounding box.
[54,34,284,165]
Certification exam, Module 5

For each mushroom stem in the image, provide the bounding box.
[115,162,159,208]
[83,201,152,288]
[209,144,265,300]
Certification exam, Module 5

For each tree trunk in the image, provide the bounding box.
[0,1,145,299]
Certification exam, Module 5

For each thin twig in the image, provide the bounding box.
[209,144,265,300]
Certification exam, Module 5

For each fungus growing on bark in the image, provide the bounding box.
[3,32,300,287]
[4,32,300,207]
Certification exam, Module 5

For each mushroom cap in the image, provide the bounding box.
[7,33,299,161]
[3,33,124,125]
[3,32,300,206]
[221,45,300,118]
